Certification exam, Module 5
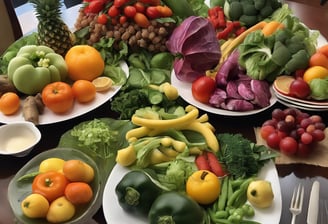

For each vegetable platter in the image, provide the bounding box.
[0,61,128,125]
[103,160,282,224]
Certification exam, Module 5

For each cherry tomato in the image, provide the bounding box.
[119,15,127,24]
[114,0,127,8]
[191,76,216,104]
[156,5,173,17]
[97,14,108,24]
[133,12,150,28]
[32,171,69,202]
[108,5,120,17]
[41,81,74,114]
[134,2,145,13]
[146,6,161,19]
[84,0,105,14]
[123,5,137,18]
[279,136,298,155]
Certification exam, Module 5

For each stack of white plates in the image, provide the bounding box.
[272,85,328,111]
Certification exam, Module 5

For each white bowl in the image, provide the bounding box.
[0,121,41,157]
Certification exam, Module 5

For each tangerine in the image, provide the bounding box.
[0,92,20,115]
[72,80,96,103]
[64,182,93,205]
[65,45,105,81]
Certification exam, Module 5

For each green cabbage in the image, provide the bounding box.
[309,77,328,100]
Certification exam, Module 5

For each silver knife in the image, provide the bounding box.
[307,180,320,224]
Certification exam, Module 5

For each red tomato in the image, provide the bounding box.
[191,76,216,104]
[41,82,75,114]
[123,5,137,18]
[97,14,108,24]
[32,171,69,202]
[108,5,120,17]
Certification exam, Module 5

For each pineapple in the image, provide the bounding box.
[29,0,74,55]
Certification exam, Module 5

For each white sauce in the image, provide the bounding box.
[4,135,36,153]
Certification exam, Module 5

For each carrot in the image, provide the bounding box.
[195,153,211,171]
[206,151,226,177]
[261,21,284,37]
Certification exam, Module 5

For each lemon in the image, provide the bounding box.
[92,76,113,92]
[247,180,274,208]
[303,66,328,84]
[39,158,65,173]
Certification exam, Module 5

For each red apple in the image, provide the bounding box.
[288,78,311,99]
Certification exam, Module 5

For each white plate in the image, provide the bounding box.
[273,87,328,111]
[102,160,282,224]
[171,73,277,116]
[0,62,128,125]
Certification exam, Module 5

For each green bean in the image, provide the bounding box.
[218,176,229,210]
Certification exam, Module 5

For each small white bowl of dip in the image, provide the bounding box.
[0,121,41,157]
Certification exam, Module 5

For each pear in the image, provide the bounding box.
[247,180,274,208]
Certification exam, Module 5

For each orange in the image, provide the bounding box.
[0,92,20,115]
[72,80,96,103]
[309,52,328,69]
[62,160,94,183]
[65,45,105,81]
[318,44,328,57]
[64,182,93,205]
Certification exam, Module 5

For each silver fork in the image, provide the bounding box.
[290,184,304,224]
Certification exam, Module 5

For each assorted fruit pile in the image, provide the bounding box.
[74,0,176,51]
[274,44,328,101]
[260,108,326,156]
[19,158,95,223]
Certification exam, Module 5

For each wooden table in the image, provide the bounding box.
[1,1,328,223]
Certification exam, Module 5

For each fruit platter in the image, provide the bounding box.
[1,0,328,223]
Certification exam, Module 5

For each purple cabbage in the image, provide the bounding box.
[167,16,221,82]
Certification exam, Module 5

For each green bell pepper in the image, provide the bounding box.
[148,191,205,224]
[115,170,163,216]
[7,45,67,95]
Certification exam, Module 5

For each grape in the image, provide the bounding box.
[279,137,298,155]
[310,115,322,123]
[300,132,313,145]
[261,108,326,157]
[300,118,313,129]
[260,125,276,140]
[266,132,280,149]
[314,122,326,130]
[271,108,285,121]
[312,129,325,141]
